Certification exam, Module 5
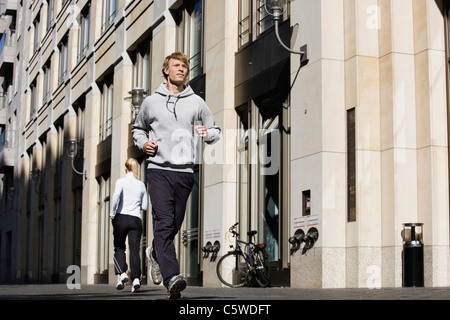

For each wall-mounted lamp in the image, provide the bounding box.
[202,241,213,259]
[30,168,41,184]
[66,139,87,180]
[29,168,41,194]
[7,187,15,201]
[289,227,319,255]
[303,227,319,250]
[124,87,148,117]
[259,0,309,66]
[289,229,305,254]
[201,240,221,262]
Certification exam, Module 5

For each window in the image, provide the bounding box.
[174,0,204,81]
[258,115,280,262]
[238,0,251,47]
[76,103,85,143]
[47,0,54,31]
[236,104,249,238]
[14,54,19,95]
[132,39,151,94]
[256,1,274,35]
[27,151,33,212]
[33,14,40,52]
[42,61,51,105]
[347,108,356,222]
[29,80,36,118]
[101,0,117,33]
[99,76,113,141]
[17,1,23,39]
[188,0,203,80]
[58,36,69,86]
[131,40,151,119]
[97,175,110,278]
[1,117,15,151]
[236,100,284,264]
[39,139,47,207]
[0,127,5,152]
[77,5,90,62]
[56,124,64,172]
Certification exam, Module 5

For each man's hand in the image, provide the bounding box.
[143,140,158,156]
[195,125,208,137]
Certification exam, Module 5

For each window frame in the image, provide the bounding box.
[347,108,356,223]
[238,0,252,48]
[77,4,90,63]
[29,80,37,119]
[33,14,40,53]
[101,0,117,33]
[99,76,114,141]
[46,0,54,31]
[42,61,51,105]
[58,36,69,86]
[174,0,205,81]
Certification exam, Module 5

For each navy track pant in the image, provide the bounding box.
[147,168,194,287]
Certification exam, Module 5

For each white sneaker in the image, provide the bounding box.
[116,272,129,290]
[146,246,162,285]
[131,278,140,293]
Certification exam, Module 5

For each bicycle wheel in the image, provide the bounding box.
[216,251,249,288]
[253,250,270,288]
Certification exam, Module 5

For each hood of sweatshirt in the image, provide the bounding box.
[155,83,195,120]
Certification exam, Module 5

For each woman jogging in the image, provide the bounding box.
[110,158,148,293]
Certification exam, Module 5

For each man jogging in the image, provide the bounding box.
[132,52,220,299]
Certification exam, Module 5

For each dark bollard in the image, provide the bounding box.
[402,223,424,287]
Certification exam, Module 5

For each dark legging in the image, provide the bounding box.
[112,213,143,280]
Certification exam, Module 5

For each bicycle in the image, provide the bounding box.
[216,222,270,288]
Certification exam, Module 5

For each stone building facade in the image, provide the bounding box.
[0,0,449,288]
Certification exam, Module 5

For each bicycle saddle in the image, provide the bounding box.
[247,230,257,237]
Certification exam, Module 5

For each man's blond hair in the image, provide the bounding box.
[162,52,190,83]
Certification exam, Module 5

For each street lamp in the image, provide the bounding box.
[124,87,148,117]
[66,139,87,179]
[260,0,308,64]
[263,0,290,17]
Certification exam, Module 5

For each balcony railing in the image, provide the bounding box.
[189,51,202,80]
[77,43,89,63]
[101,12,116,34]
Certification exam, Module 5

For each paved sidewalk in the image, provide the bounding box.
[1,284,448,319]
[0,283,449,300]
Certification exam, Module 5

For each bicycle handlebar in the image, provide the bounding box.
[229,222,239,236]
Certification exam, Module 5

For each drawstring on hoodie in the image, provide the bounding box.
[156,83,195,121]
[165,95,180,120]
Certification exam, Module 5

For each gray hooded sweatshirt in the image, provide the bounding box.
[132,83,221,173]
